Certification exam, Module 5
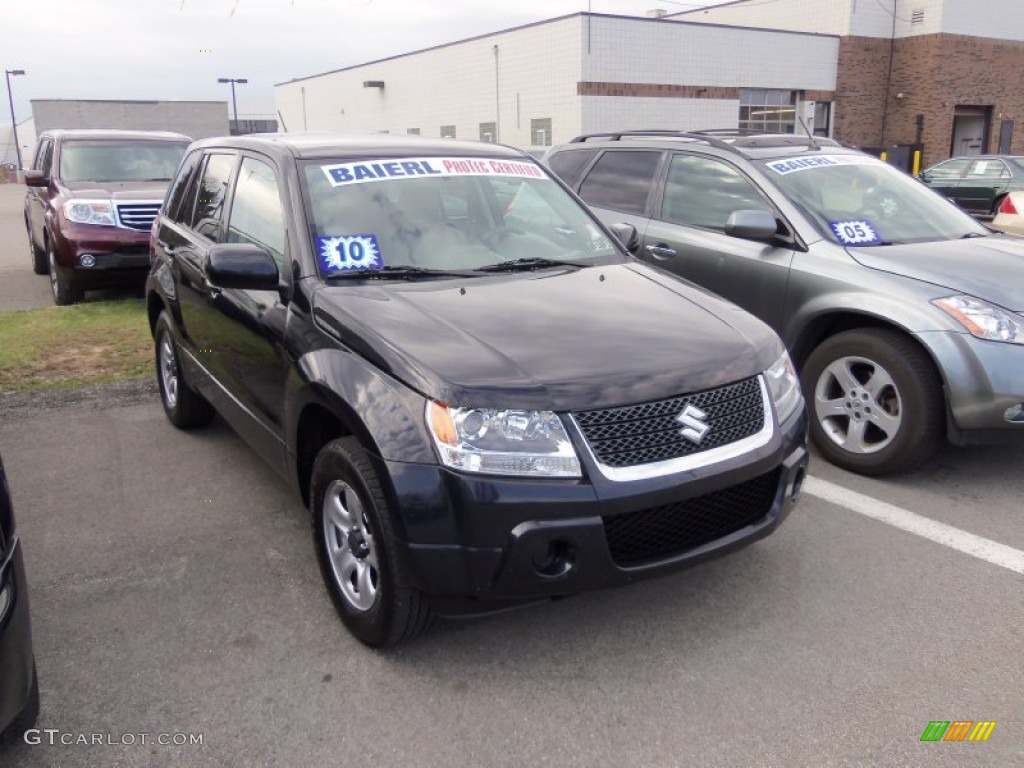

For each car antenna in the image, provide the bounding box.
[798,117,821,151]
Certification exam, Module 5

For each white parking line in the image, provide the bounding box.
[804,476,1024,576]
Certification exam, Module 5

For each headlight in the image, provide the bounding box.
[62,199,116,226]
[426,402,581,477]
[933,295,1024,345]
[765,351,803,423]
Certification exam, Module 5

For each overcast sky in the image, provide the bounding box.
[3,0,732,123]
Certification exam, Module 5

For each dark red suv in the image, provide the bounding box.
[24,129,190,304]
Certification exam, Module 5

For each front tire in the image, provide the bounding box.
[0,661,39,746]
[154,312,214,429]
[311,437,433,647]
[48,242,82,306]
[801,329,944,476]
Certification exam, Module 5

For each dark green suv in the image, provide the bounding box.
[545,130,1024,476]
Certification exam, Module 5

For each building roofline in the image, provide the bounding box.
[274,11,839,87]
[30,99,227,105]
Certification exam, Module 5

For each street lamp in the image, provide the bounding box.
[217,77,247,135]
[5,69,26,169]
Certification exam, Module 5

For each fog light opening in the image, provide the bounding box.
[1005,403,1024,423]
[78,253,96,268]
[790,467,806,501]
[532,539,575,579]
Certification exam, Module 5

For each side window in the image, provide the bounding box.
[226,156,286,266]
[660,154,772,233]
[578,150,661,215]
[165,149,203,223]
[34,139,54,176]
[966,159,1010,179]
[927,158,970,180]
[188,153,236,241]
[547,149,598,187]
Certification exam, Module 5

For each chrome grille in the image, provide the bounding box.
[574,377,765,468]
[116,202,162,231]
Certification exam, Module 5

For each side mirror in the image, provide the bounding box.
[608,222,639,252]
[23,170,48,188]
[724,210,778,243]
[204,243,279,290]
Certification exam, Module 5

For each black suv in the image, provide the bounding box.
[545,131,1024,475]
[24,129,190,304]
[146,133,807,646]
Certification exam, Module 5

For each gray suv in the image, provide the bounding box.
[545,130,1024,475]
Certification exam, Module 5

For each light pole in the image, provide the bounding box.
[217,77,247,135]
[5,69,26,169]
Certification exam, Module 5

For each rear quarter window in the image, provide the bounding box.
[547,149,598,187]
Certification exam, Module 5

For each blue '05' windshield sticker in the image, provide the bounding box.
[830,220,881,246]
[317,235,382,272]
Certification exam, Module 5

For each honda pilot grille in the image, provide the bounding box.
[603,469,780,567]
[574,376,765,468]
[116,203,162,231]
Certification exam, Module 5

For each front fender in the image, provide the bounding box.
[286,347,435,465]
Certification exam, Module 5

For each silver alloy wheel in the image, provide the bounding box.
[813,355,902,454]
[158,334,179,409]
[323,480,380,612]
[48,246,58,299]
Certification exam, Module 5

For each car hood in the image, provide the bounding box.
[61,180,170,200]
[311,263,782,411]
[848,235,1024,311]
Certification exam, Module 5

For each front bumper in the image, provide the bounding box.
[918,330,1024,441]
[0,537,35,734]
[51,220,151,280]
[385,409,808,613]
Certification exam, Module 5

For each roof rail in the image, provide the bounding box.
[568,129,741,155]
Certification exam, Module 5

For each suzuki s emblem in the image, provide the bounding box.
[677,404,710,444]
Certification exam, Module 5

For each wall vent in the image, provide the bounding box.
[911,8,925,24]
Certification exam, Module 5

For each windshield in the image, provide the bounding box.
[301,156,620,275]
[59,141,188,182]
[760,153,989,246]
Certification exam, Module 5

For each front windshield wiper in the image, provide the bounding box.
[961,231,989,239]
[325,265,481,280]
[475,257,588,273]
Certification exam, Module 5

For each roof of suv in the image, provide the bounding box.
[189,132,535,161]
[563,129,854,162]
[41,128,192,143]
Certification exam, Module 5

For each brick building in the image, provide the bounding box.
[673,0,1024,167]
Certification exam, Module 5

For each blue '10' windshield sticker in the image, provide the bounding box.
[829,220,881,246]
[317,235,382,272]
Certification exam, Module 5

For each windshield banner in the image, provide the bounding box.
[322,157,545,187]
[765,154,883,176]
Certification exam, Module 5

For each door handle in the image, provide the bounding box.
[645,244,677,260]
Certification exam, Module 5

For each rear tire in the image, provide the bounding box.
[27,218,47,275]
[0,661,39,747]
[311,437,433,647]
[991,195,1006,217]
[154,312,215,429]
[801,328,944,476]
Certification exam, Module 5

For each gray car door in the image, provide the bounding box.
[636,152,796,332]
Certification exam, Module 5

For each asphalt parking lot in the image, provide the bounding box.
[0,180,1021,766]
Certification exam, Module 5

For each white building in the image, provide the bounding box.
[274,12,839,147]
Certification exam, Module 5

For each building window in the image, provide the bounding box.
[407,128,420,135]
[440,125,456,139]
[813,102,832,137]
[531,118,553,146]
[479,122,497,143]
[739,89,797,134]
